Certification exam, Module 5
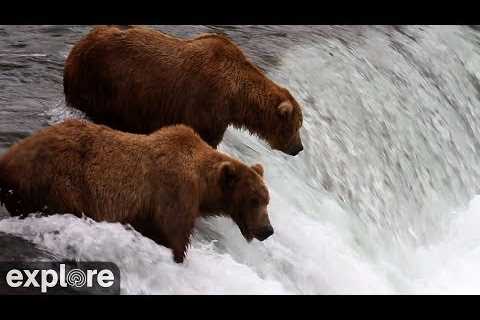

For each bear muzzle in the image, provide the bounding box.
[286,143,304,156]
[254,225,274,241]
[281,132,304,156]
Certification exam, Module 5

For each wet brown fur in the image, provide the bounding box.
[0,119,271,263]
[63,25,303,154]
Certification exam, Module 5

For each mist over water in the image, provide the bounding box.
[2,25,480,294]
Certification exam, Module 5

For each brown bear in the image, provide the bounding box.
[63,25,304,156]
[0,119,273,263]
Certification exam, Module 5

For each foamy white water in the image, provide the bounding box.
[2,192,480,294]
[2,25,480,294]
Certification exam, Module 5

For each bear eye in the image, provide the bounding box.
[250,198,260,208]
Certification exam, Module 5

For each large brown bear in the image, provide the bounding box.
[0,119,273,263]
[63,26,304,156]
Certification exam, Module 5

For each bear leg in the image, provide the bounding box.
[150,190,199,263]
[162,216,195,264]
[195,125,227,149]
[172,233,191,264]
[131,218,170,248]
[132,214,193,263]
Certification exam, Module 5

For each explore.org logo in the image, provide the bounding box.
[0,262,120,294]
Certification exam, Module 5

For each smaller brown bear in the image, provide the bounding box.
[64,26,304,156]
[0,119,273,263]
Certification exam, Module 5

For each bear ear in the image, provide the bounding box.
[251,164,264,177]
[218,161,237,189]
[277,101,294,117]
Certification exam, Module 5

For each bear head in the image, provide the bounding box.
[265,88,304,156]
[217,161,273,242]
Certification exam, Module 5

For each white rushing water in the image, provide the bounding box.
[2,25,480,294]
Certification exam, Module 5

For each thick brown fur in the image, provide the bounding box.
[64,26,304,155]
[0,119,273,263]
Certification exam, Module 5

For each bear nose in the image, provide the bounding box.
[288,143,304,156]
[256,226,274,241]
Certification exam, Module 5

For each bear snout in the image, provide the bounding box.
[254,225,274,241]
[287,142,304,156]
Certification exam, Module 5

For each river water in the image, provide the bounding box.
[1,25,480,294]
